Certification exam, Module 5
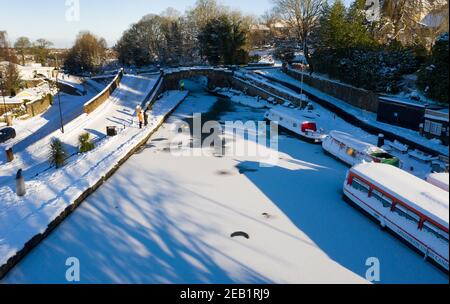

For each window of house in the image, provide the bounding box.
[425,120,443,136]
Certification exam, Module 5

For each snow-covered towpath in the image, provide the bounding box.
[3,80,446,284]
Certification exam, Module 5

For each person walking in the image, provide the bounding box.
[137,108,144,129]
[144,110,149,127]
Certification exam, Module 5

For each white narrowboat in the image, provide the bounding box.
[426,173,449,192]
[344,163,449,271]
[322,130,400,167]
[264,106,326,144]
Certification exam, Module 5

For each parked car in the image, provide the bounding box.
[0,127,16,143]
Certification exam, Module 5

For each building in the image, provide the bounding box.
[423,108,449,145]
[377,96,427,131]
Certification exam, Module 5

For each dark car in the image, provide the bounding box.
[0,127,16,144]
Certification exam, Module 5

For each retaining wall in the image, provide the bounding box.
[284,68,379,113]
[25,94,53,117]
[83,69,124,114]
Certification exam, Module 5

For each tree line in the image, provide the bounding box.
[3,0,448,102]
[114,0,253,67]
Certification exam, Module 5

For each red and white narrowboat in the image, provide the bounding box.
[343,163,449,271]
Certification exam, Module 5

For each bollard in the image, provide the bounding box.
[144,111,149,126]
[16,169,26,197]
[106,126,117,137]
[419,123,424,136]
[5,147,14,162]
[377,134,385,148]
[6,115,13,126]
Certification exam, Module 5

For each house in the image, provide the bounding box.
[423,108,449,145]
[377,96,427,131]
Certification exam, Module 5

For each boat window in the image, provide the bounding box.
[372,189,393,208]
[293,123,297,128]
[371,152,394,159]
[393,204,420,225]
[423,222,449,244]
[351,177,370,195]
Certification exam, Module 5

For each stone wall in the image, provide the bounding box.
[0,102,22,116]
[83,69,124,114]
[284,68,379,113]
[25,94,53,117]
[161,68,234,91]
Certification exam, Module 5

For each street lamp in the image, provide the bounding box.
[55,71,64,133]
[0,71,8,125]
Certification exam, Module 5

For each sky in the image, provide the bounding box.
[1,0,352,48]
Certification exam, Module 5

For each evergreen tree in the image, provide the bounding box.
[198,14,249,65]
[417,33,449,103]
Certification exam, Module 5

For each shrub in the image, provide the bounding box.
[417,33,449,104]
[78,132,95,153]
[47,94,54,105]
[49,138,68,168]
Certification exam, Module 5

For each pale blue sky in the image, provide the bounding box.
[1,0,352,48]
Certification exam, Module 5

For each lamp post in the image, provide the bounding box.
[55,71,64,133]
[0,71,8,124]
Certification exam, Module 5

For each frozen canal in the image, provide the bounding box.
[2,79,447,284]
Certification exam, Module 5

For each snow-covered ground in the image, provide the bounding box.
[2,79,447,284]
[0,80,187,276]
[0,75,158,188]
[253,69,449,157]
[0,87,97,165]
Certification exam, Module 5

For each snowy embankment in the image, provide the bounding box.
[84,78,107,92]
[212,87,272,109]
[255,69,449,157]
[0,87,97,165]
[0,89,188,278]
[0,75,157,186]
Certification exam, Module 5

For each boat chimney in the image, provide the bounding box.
[377,134,385,148]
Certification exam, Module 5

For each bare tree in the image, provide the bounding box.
[272,0,324,71]
[14,37,31,65]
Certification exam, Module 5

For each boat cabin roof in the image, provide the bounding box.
[351,163,449,229]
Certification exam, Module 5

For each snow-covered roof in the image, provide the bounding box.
[427,173,449,192]
[329,130,383,154]
[425,108,449,122]
[351,163,449,229]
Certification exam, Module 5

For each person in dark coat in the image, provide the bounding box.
[144,110,149,127]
